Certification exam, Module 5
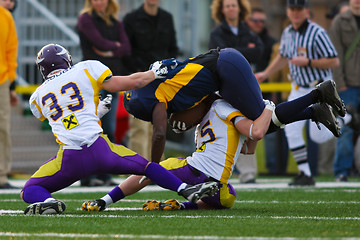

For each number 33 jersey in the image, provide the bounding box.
[187,99,247,184]
[29,60,112,147]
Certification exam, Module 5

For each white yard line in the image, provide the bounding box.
[1,210,359,221]
[4,232,354,240]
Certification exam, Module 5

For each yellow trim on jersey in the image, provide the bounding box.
[226,111,244,122]
[160,157,188,170]
[84,68,111,123]
[84,69,101,114]
[98,69,112,86]
[155,63,203,108]
[100,134,137,157]
[31,147,64,178]
[219,184,236,208]
[32,100,46,121]
[214,111,240,184]
[84,68,112,91]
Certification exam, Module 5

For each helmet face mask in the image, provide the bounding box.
[36,44,73,80]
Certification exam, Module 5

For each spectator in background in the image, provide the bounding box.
[209,0,264,66]
[77,0,131,186]
[0,4,19,189]
[326,1,350,25]
[209,0,264,184]
[0,0,16,12]
[246,8,287,177]
[317,1,349,176]
[329,0,360,182]
[123,0,178,161]
[256,0,341,186]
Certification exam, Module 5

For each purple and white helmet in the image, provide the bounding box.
[36,44,73,79]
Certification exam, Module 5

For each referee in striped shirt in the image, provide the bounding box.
[255,0,339,186]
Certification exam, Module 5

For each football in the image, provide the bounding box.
[168,95,217,130]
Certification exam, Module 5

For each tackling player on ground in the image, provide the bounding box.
[20,44,220,215]
[82,78,343,211]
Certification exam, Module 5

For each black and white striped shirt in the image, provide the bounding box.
[280,20,338,87]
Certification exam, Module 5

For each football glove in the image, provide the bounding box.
[171,120,190,134]
[263,99,275,111]
[97,94,112,118]
[150,58,178,79]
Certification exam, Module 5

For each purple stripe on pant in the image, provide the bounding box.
[23,135,149,194]
[168,163,236,209]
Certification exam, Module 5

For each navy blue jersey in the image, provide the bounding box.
[124,50,220,121]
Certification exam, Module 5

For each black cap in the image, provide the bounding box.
[287,0,309,8]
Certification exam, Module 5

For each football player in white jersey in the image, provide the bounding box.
[20,44,220,215]
[82,80,344,211]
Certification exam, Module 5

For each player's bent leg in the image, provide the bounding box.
[199,183,236,209]
[217,48,265,120]
[160,158,236,209]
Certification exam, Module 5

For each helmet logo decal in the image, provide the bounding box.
[56,48,68,56]
[37,57,45,63]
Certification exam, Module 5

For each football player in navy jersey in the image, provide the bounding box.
[124,47,346,164]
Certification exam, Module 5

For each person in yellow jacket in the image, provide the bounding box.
[0,5,19,189]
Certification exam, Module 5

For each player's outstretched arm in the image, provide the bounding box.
[102,70,156,92]
[151,102,168,163]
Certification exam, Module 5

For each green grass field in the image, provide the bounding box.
[1,178,360,240]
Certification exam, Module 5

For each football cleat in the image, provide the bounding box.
[179,182,220,203]
[24,200,66,215]
[143,199,181,211]
[315,80,346,117]
[312,102,341,137]
[81,199,106,212]
[289,172,315,186]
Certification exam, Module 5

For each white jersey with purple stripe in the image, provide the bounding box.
[187,99,246,184]
[29,60,112,147]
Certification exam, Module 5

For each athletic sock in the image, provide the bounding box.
[22,185,53,204]
[145,162,183,192]
[291,145,311,176]
[103,186,125,206]
[297,162,312,177]
[100,195,113,207]
[44,198,56,203]
[275,92,315,124]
